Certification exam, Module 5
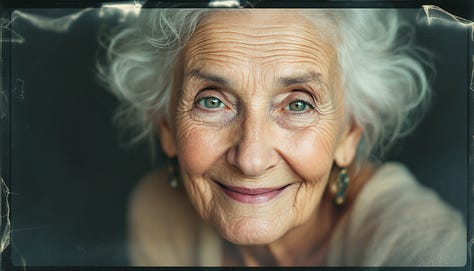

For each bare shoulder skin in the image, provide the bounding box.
[127,167,201,265]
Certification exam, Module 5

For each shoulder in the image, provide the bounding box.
[327,162,466,266]
[127,167,201,265]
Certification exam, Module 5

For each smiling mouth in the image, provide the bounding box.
[216,182,290,204]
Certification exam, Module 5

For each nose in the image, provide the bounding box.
[226,114,279,176]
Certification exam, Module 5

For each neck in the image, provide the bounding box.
[225,162,377,266]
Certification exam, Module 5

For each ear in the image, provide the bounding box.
[157,118,177,157]
[334,122,363,168]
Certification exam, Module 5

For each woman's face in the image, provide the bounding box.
[159,10,361,245]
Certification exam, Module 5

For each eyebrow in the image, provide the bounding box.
[278,72,322,87]
[186,69,230,86]
[186,69,322,88]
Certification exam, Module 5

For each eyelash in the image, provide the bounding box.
[196,96,225,109]
[287,98,316,110]
[194,87,231,112]
[281,90,317,113]
[193,88,318,113]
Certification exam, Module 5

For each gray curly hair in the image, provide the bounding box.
[98,8,432,160]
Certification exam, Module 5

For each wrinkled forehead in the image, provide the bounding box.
[180,9,340,84]
[194,9,338,43]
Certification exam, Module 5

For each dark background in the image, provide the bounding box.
[1,5,471,267]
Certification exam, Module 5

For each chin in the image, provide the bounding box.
[216,218,287,245]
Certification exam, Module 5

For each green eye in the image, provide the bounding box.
[198,97,224,109]
[287,100,309,111]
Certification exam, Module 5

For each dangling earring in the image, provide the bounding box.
[168,158,179,188]
[330,168,349,205]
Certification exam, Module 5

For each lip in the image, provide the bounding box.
[216,182,290,204]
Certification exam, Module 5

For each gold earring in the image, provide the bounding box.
[168,158,179,188]
[330,168,349,205]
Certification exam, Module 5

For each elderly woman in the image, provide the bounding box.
[99,8,466,266]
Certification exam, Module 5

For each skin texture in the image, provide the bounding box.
[158,10,363,265]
